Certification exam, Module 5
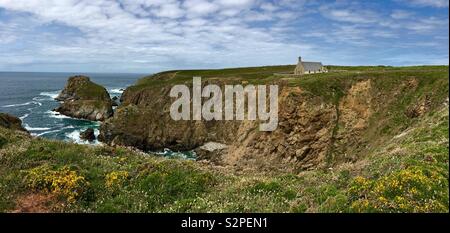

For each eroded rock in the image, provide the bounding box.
[80,128,96,141]
[194,142,228,165]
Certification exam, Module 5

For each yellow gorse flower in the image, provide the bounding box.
[105,171,129,189]
[25,165,88,203]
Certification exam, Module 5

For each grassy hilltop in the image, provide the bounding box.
[0,65,448,213]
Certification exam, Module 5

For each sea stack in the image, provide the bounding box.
[55,75,113,121]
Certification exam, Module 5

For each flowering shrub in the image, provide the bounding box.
[105,171,129,190]
[25,165,88,203]
[348,166,448,212]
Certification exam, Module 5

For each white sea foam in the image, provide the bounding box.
[2,101,35,108]
[65,130,81,143]
[3,100,43,108]
[46,110,71,119]
[32,97,46,104]
[35,129,62,137]
[24,123,51,131]
[109,88,124,94]
[33,125,74,137]
[39,91,59,100]
[19,113,30,120]
[65,129,100,145]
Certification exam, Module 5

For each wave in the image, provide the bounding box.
[35,129,63,137]
[32,96,49,102]
[39,91,59,100]
[19,113,30,120]
[32,125,76,137]
[2,101,39,108]
[109,88,124,94]
[24,123,51,131]
[46,110,71,119]
[65,129,100,145]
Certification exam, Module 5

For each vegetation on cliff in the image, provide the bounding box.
[0,65,448,213]
[55,75,113,121]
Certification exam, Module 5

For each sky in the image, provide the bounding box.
[0,0,448,73]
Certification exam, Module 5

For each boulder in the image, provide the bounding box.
[194,142,228,165]
[80,128,96,141]
[111,96,120,107]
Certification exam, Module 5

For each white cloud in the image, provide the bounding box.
[405,0,449,8]
[217,0,255,8]
[153,2,184,18]
[391,10,413,19]
[260,2,278,12]
[0,0,313,72]
[183,0,219,17]
[319,4,380,24]
[0,0,447,71]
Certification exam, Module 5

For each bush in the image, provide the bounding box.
[348,166,448,213]
[318,194,349,213]
[25,165,89,203]
[105,171,129,190]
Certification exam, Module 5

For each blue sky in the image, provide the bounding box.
[0,0,448,73]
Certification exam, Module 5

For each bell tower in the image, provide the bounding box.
[294,56,304,75]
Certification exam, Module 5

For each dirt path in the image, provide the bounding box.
[10,193,57,213]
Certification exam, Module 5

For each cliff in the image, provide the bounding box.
[99,65,449,171]
[0,113,28,132]
[55,75,113,121]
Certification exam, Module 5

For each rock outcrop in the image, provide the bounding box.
[0,113,28,132]
[80,128,96,141]
[111,96,120,107]
[55,76,113,121]
[194,142,228,165]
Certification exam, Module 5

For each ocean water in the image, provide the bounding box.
[0,72,143,144]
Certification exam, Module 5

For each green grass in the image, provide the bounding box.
[69,78,110,101]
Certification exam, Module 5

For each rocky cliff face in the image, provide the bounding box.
[99,66,449,171]
[55,76,113,121]
[0,113,28,132]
